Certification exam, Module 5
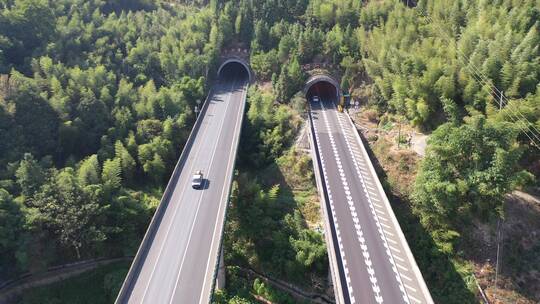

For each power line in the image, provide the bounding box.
[416,4,540,147]
[412,3,540,148]
[448,47,540,145]
[458,60,540,147]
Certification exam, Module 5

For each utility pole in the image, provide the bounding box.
[397,116,402,148]
[494,218,503,298]
[195,99,201,118]
[499,91,504,110]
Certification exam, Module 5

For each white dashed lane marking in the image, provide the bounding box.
[400,272,413,282]
[386,238,398,245]
[405,284,417,293]
[384,230,396,237]
[380,222,392,229]
[373,202,384,208]
[375,208,386,216]
[389,245,402,253]
[392,254,406,263]
[396,263,409,272]
[409,294,422,304]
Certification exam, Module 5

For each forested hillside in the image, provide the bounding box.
[0,0,222,278]
[1,0,539,303]
[237,0,540,299]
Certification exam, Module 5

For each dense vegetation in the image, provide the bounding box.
[357,0,539,240]
[1,0,539,303]
[0,0,222,277]
[225,0,539,302]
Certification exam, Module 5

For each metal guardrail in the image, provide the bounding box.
[115,87,214,304]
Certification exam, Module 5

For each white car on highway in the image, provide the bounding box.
[192,170,204,189]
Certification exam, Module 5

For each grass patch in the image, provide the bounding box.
[20,261,130,304]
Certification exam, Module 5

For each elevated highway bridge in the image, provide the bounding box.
[116,59,250,304]
[306,75,433,304]
[116,60,433,304]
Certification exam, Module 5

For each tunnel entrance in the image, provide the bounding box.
[305,75,340,104]
[217,60,251,83]
[306,81,338,103]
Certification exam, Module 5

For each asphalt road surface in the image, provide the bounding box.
[118,70,248,304]
[309,98,433,304]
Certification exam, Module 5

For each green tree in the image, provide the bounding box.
[31,168,105,259]
[1,0,55,69]
[76,89,109,153]
[115,141,136,184]
[77,155,100,186]
[0,189,23,273]
[15,153,45,197]
[10,75,59,156]
[250,50,278,81]
[413,115,532,230]
[102,158,122,192]
[290,229,327,270]
[274,57,305,102]
[145,154,166,184]
[218,7,234,42]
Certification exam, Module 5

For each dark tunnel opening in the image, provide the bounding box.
[217,61,250,83]
[306,81,339,103]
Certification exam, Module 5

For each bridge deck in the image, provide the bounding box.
[116,73,248,304]
[309,99,433,304]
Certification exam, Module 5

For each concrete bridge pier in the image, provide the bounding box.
[327,265,335,295]
[216,247,226,290]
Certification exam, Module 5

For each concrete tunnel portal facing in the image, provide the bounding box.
[217,59,252,83]
[305,75,340,104]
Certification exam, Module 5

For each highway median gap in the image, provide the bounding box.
[216,84,333,303]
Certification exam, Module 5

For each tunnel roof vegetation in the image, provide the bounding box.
[0,0,539,303]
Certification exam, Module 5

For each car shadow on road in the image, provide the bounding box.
[201,179,210,190]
